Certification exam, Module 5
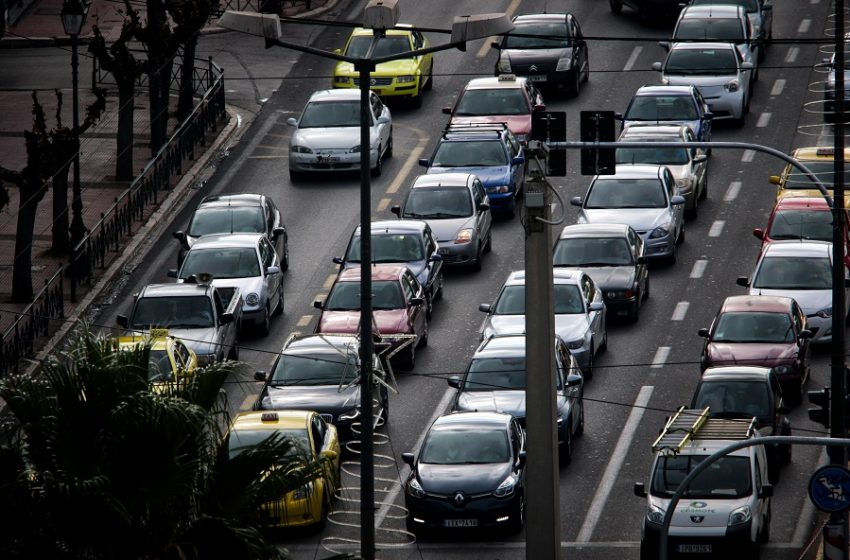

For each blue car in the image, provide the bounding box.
[419,124,525,218]
[617,85,713,150]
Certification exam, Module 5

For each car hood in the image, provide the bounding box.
[319,310,409,335]
[428,216,477,243]
[416,462,513,495]
[260,384,360,413]
[503,47,572,66]
[578,266,636,290]
[165,327,219,357]
[292,127,373,150]
[580,208,672,232]
[334,58,418,77]
[457,390,527,418]
[705,342,798,366]
[450,115,532,136]
[481,314,588,343]
[212,277,265,300]
[749,288,831,315]
[428,165,510,187]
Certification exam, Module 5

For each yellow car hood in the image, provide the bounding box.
[335,58,418,77]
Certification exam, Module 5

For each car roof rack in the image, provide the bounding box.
[651,407,757,456]
[443,122,510,137]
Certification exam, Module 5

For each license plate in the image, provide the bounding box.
[443,518,477,528]
[317,155,340,163]
[677,544,712,553]
[527,74,547,82]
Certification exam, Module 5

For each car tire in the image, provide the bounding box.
[639,540,657,560]
[599,329,608,353]
[418,320,429,348]
[472,242,483,272]
[372,148,383,177]
[582,57,590,83]
[399,343,415,371]
[779,441,792,465]
[677,226,685,244]
[767,451,780,484]
[559,423,572,465]
[385,130,394,158]
[584,346,594,380]
[228,339,239,360]
[699,172,708,200]
[643,277,650,300]
[508,496,525,533]
[609,0,623,14]
[758,509,771,544]
[575,400,585,436]
[273,286,284,316]
[281,240,290,271]
[177,249,186,269]
[506,197,517,219]
[566,70,580,98]
[483,231,493,253]
[630,299,641,323]
[434,273,444,301]
[424,62,434,91]
[686,193,698,220]
[412,82,423,108]
[257,306,270,336]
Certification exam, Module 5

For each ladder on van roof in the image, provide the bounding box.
[652,407,758,456]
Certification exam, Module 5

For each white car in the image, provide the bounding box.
[737,240,847,344]
[570,164,686,264]
[287,89,393,180]
[478,269,607,377]
[652,42,754,126]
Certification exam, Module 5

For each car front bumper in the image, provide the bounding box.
[290,149,379,172]
[406,492,522,531]
[703,90,747,120]
[332,76,421,97]
[437,241,479,265]
[806,314,832,343]
[639,231,676,260]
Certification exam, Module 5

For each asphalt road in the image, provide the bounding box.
[69,0,839,557]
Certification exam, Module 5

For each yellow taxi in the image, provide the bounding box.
[332,25,433,107]
[226,410,341,528]
[770,146,850,202]
[115,330,198,384]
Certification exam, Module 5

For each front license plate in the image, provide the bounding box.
[527,74,547,82]
[677,544,712,553]
[317,155,340,163]
[443,518,478,528]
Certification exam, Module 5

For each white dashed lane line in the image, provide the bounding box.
[377,197,391,212]
[651,347,671,368]
[756,113,771,128]
[623,46,643,72]
[771,79,786,97]
[708,220,725,237]
[296,315,312,327]
[690,259,708,279]
[786,47,799,63]
[475,0,522,58]
[798,19,811,33]
[724,180,742,201]
[671,301,690,321]
[741,150,754,163]
[323,273,337,290]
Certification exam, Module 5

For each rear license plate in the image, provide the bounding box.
[443,518,477,528]
[527,75,547,82]
[677,544,712,553]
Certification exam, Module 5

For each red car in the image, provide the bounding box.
[314,264,428,371]
[698,295,812,404]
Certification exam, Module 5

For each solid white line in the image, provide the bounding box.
[671,301,690,321]
[476,0,522,58]
[741,150,755,163]
[756,113,772,128]
[576,386,654,542]
[323,273,337,290]
[651,347,670,368]
[798,19,812,33]
[690,259,707,278]
[623,46,643,72]
[786,47,799,63]
[708,220,725,237]
[240,394,255,411]
[296,315,312,327]
[771,79,786,97]
[377,197,391,212]
[375,388,456,528]
[724,180,742,201]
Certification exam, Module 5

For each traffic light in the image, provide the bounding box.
[808,387,831,428]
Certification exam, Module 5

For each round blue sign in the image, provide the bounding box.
[809,465,850,513]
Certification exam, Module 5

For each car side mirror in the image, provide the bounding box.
[760,484,773,498]
[418,158,430,167]
[768,175,781,185]
[566,372,582,387]
[698,327,710,338]
[693,154,707,164]
[634,482,647,497]
[286,117,298,127]
[478,201,490,212]
[272,226,285,239]
[377,116,390,125]
[516,450,527,468]
[391,204,401,216]
[512,155,525,166]
[671,195,686,205]
[321,449,339,461]
[636,256,647,264]
[220,312,234,324]
[401,452,415,467]
[741,61,754,70]
[254,371,267,381]
[442,106,452,115]
[658,41,670,50]
[410,297,425,307]
[266,266,281,275]
[615,112,623,120]
[491,41,501,49]
[533,103,546,112]
[313,299,324,309]
[333,256,344,265]
[570,196,583,207]
[117,314,129,328]
[172,230,184,241]
[429,254,443,263]
[333,48,342,55]
[589,301,604,312]
[704,112,714,120]
[651,62,662,71]
[479,303,492,313]
[447,375,461,388]
[167,269,178,278]
[753,228,765,240]
[736,276,750,287]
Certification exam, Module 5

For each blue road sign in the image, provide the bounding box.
[810,465,850,513]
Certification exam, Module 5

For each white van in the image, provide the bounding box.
[634,408,772,559]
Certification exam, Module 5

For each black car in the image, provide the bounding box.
[173,193,288,269]
[253,333,390,443]
[553,223,649,322]
[492,13,589,98]
[448,334,584,463]
[402,411,526,534]
[690,366,791,483]
[610,0,685,20]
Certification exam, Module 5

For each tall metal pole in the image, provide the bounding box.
[69,32,85,247]
[523,164,561,560]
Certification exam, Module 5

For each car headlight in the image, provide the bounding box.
[333,76,350,84]
[677,177,694,190]
[246,293,260,307]
[556,57,571,72]
[454,229,473,244]
[725,79,740,92]
[493,474,518,498]
[486,185,511,194]
[339,407,360,421]
[649,225,671,239]
[773,364,793,375]
[728,505,752,526]
[407,477,426,498]
[647,504,665,525]
[348,145,361,153]
[292,481,314,500]
[567,339,585,350]
[817,307,833,318]
[660,77,670,85]
[498,57,512,73]
[606,289,635,300]
[291,145,313,154]
[396,75,415,83]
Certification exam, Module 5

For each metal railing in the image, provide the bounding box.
[93,48,218,97]
[0,266,65,378]
[70,58,226,301]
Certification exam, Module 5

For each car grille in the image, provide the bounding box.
[440,253,463,264]
[353,77,394,86]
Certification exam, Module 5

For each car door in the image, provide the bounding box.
[790,301,811,365]
[259,238,281,304]
[403,270,427,337]
[423,226,442,300]
[629,227,649,297]
[556,342,580,426]
[370,92,390,148]
[685,128,707,190]
[581,274,604,350]
[472,178,492,245]
[569,16,588,80]
[694,88,712,140]
[506,132,525,190]
[663,167,684,231]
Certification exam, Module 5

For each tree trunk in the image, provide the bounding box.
[116,82,135,181]
[50,160,71,253]
[160,55,173,137]
[147,0,166,156]
[177,38,197,123]
[12,184,43,302]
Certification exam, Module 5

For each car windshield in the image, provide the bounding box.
[403,187,473,218]
[674,19,746,42]
[227,428,310,460]
[270,352,358,385]
[493,284,584,314]
[420,428,511,464]
[753,255,833,290]
[346,34,411,58]
[665,48,739,76]
[651,455,752,498]
[454,88,529,116]
[325,280,404,311]
[463,357,563,390]
[616,145,690,165]
[188,206,265,237]
[346,233,425,263]
[690,0,759,13]
[432,140,508,167]
[504,22,570,49]
[626,95,698,121]
[768,210,832,241]
[712,311,794,343]
[180,247,260,279]
[147,349,174,382]
[783,161,850,189]
[554,236,634,266]
[585,178,667,209]
[299,100,363,128]
[693,381,772,419]
[131,296,215,329]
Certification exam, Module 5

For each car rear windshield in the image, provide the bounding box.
[455,88,529,116]
[783,161,850,189]
[346,34,411,58]
[554,236,634,267]
[180,247,260,279]
[626,95,698,121]
[665,48,739,75]
[299,100,363,128]
[616,145,690,165]
[585,178,667,209]
[347,233,424,263]
[769,210,832,241]
[131,296,215,329]
[692,380,771,419]
[433,140,508,167]
[464,357,563,390]
[188,206,265,237]
[690,0,759,13]
[403,187,473,219]
[713,311,794,343]
[504,22,570,49]
[325,280,404,311]
[753,256,832,290]
[271,352,358,385]
[227,428,310,460]
[651,455,753,498]
[420,428,510,464]
[674,19,745,42]
[494,284,584,315]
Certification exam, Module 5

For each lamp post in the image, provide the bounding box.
[219,4,512,558]
[61,0,88,248]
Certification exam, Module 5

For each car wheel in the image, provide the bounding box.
[273,286,284,316]
[472,242,483,272]
[790,380,804,406]
[779,441,792,465]
[316,491,331,531]
[699,172,708,200]
[566,70,580,98]
[686,193,698,220]
[559,422,572,465]
[767,451,780,485]
[506,197,517,219]
[677,225,685,245]
[582,57,590,83]
[257,305,270,336]
[599,329,608,353]
[434,273,444,301]
[643,277,650,300]
[483,231,493,253]
[372,147,383,176]
[398,343,415,371]
[667,244,678,266]
[584,346,594,380]
[418,320,429,348]
[575,400,585,436]
[508,496,525,533]
[609,0,623,14]
[758,507,771,544]
[425,293,433,320]
[228,339,239,360]
[177,249,186,269]
[424,62,434,91]
[411,81,423,108]
[640,540,657,560]
[385,129,393,158]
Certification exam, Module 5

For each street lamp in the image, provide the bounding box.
[61,0,89,248]
[219,3,511,558]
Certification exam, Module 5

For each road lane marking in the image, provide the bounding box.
[377,197,391,212]
[671,302,690,321]
[690,259,707,278]
[741,150,755,163]
[724,180,742,201]
[323,273,337,290]
[576,386,654,542]
[798,19,811,33]
[376,388,456,528]
[475,0,522,58]
[786,47,799,63]
[297,315,312,327]
[241,394,255,411]
[708,220,725,237]
[770,79,786,97]
[387,142,427,194]
[623,46,643,72]
[756,113,771,128]
[651,347,670,368]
